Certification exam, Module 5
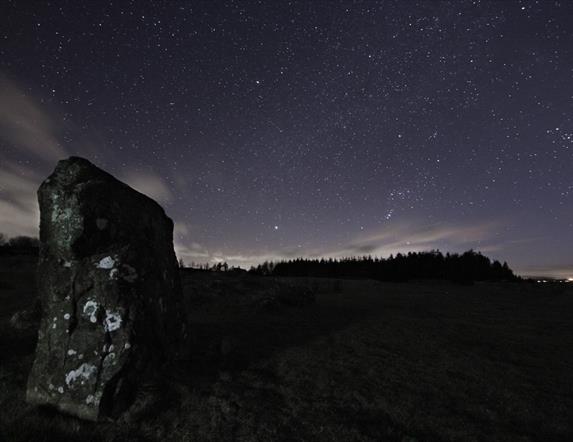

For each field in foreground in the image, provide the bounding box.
[0,255,572,441]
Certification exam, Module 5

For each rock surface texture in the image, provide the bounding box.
[26,157,187,421]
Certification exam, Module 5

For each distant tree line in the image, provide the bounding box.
[179,259,247,274]
[249,250,518,283]
[0,234,39,255]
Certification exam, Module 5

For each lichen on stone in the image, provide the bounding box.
[83,300,99,323]
[96,256,115,269]
[104,310,122,332]
[27,157,187,421]
[65,363,97,387]
[103,352,116,367]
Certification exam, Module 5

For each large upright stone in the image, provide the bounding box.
[26,157,187,421]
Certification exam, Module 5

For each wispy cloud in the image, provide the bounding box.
[0,75,174,238]
[517,265,573,279]
[338,221,498,258]
[174,241,211,264]
[0,162,41,237]
[0,75,68,238]
[175,220,500,269]
[122,170,173,204]
[0,75,67,162]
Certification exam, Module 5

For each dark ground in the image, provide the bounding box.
[0,255,572,441]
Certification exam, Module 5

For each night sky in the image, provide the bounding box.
[1,1,572,277]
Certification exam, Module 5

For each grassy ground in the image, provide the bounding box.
[0,255,572,441]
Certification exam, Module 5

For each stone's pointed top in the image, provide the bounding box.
[43,156,115,188]
[41,157,164,214]
[61,156,95,166]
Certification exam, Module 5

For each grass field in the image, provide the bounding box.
[0,255,572,441]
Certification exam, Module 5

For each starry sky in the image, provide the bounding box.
[1,0,572,277]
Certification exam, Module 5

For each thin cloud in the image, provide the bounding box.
[0,162,41,237]
[0,75,68,238]
[341,221,498,258]
[122,170,173,204]
[0,75,67,162]
[517,265,573,279]
[192,220,501,269]
[174,240,211,265]
[174,221,190,239]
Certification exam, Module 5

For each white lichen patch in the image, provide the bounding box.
[52,323,57,329]
[63,261,72,268]
[109,268,119,280]
[104,310,122,332]
[83,300,99,323]
[65,363,97,387]
[58,386,64,394]
[124,342,131,350]
[96,218,108,230]
[86,394,96,405]
[103,352,116,367]
[96,256,115,269]
[67,349,77,356]
[48,383,55,391]
[64,313,71,320]
[78,354,83,360]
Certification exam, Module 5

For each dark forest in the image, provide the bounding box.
[250,250,517,283]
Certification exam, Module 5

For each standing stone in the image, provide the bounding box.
[26,156,187,421]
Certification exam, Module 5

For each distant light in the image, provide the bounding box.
[567,278,573,283]
[274,225,279,230]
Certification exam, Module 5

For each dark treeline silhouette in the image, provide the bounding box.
[179,259,248,274]
[249,250,518,283]
[0,234,39,255]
